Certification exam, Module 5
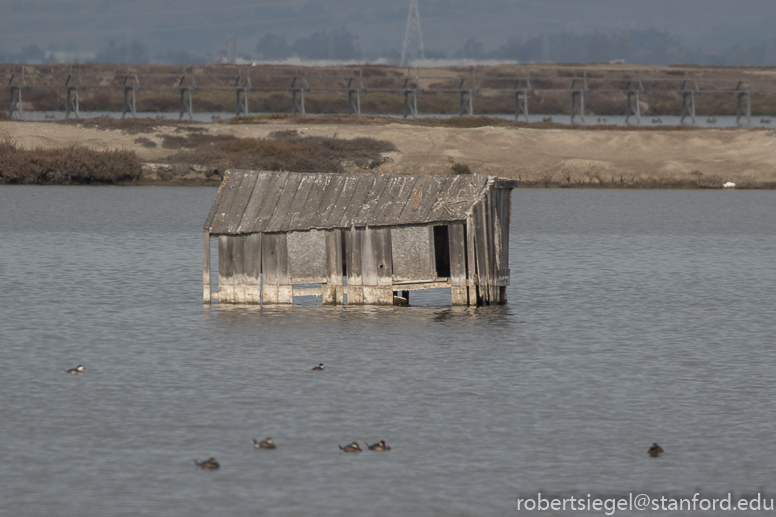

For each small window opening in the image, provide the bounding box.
[433,225,451,278]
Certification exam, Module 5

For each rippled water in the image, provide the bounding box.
[1,187,775,516]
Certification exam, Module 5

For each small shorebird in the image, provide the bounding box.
[366,440,391,451]
[312,363,324,371]
[253,437,276,449]
[65,365,84,374]
[339,442,362,453]
[194,457,220,469]
[648,443,664,458]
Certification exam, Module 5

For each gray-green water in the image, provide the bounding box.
[1,187,774,516]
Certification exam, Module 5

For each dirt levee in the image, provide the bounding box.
[1,119,774,187]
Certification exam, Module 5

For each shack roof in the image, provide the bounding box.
[204,170,499,235]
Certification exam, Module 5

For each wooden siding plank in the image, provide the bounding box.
[347,226,364,304]
[323,229,343,304]
[232,235,246,302]
[375,228,393,287]
[237,173,274,233]
[266,174,304,233]
[202,231,210,303]
[498,187,511,287]
[448,222,468,305]
[362,227,378,287]
[261,232,278,303]
[473,200,491,305]
[241,232,262,303]
[243,233,262,285]
[466,214,478,305]
[218,235,235,303]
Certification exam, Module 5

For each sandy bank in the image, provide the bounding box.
[1,120,775,188]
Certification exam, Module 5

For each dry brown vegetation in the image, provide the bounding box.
[165,130,396,175]
[0,139,142,184]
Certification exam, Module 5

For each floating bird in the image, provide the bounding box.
[65,365,84,374]
[542,116,553,123]
[723,181,736,188]
[253,437,276,449]
[648,443,664,458]
[312,363,324,371]
[194,457,220,469]
[761,118,771,124]
[706,117,717,124]
[366,440,391,451]
[651,118,663,124]
[339,442,362,453]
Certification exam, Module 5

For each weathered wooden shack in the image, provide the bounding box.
[203,170,515,306]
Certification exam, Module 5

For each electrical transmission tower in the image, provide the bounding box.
[401,0,425,66]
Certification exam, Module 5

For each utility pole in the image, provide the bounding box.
[400,0,425,66]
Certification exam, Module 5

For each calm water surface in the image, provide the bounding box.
[1,187,775,516]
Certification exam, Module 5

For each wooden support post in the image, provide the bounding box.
[203,231,211,304]
[449,222,468,305]
[495,188,512,304]
[361,227,393,304]
[323,230,343,304]
[218,235,235,303]
[473,199,492,305]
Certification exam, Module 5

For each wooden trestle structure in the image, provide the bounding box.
[203,171,515,306]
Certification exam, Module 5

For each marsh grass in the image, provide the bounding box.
[166,130,396,174]
[0,139,142,185]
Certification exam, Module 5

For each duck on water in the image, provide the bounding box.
[366,440,391,451]
[194,457,220,469]
[254,437,276,449]
[65,365,84,374]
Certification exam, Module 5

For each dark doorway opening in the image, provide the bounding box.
[433,225,450,278]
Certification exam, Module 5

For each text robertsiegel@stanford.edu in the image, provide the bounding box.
[516,493,774,514]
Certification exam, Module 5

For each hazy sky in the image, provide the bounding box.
[1,0,774,57]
